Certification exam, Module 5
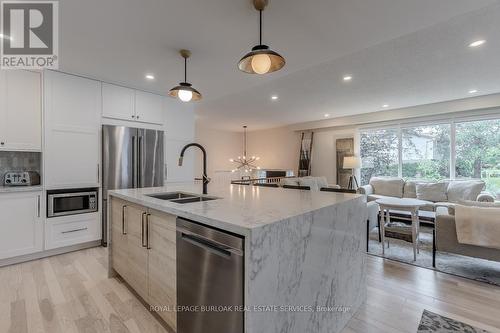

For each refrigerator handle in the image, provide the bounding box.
[132,135,138,188]
[138,135,143,188]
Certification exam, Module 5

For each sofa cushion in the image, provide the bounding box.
[315,176,329,189]
[403,181,418,198]
[281,178,299,186]
[369,177,405,198]
[447,180,485,202]
[447,199,500,215]
[416,182,448,202]
[298,177,319,191]
[367,194,391,202]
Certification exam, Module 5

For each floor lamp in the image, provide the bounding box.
[343,156,360,190]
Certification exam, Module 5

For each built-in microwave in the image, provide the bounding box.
[47,188,98,218]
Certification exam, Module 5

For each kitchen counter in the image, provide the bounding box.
[108,182,367,333]
[0,185,42,193]
[108,183,363,236]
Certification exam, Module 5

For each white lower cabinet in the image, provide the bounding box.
[45,212,101,250]
[0,191,43,260]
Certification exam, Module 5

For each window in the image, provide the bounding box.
[360,128,399,185]
[455,119,500,193]
[402,124,450,180]
[358,115,500,195]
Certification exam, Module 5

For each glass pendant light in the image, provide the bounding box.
[169,49,202,102]
[238,0,285,75]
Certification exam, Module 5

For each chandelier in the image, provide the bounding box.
[230,126,261,173]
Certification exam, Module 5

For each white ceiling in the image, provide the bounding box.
[58,0,500,130]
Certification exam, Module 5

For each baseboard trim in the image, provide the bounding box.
[0,240,102,267]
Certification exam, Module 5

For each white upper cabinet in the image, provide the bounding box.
[101,83,164,125]
[0,70,41,151]
[44,71,101,188]
[102,83,136,121]
[135,90,164,125]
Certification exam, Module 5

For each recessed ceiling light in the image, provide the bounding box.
[343,75,352,81]
[468,89,478,94]
[271,95,278,100]
[145,74,155,80]
[469,40,486,48]
[324,113,330,118]
[382,104,389,108]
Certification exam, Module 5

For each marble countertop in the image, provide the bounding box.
[0,185,43,193]
[108,182,363,236]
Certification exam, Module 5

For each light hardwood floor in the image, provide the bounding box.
[1,247,500,333]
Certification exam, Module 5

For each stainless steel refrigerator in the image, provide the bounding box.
[102,125,164,246]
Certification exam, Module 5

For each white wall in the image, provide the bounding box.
[163,99,196,183]
[195,94,500,185]
[194,124,243,178]
[310,128,358,184]
[247,127,300,172]
[195,123,301,180]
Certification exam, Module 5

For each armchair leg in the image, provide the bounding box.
[366,219,369,252]
[432,229,436,268]
[377,214,382,242]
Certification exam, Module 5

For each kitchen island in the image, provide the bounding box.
[108,183,367,333]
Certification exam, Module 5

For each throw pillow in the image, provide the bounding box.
[298,177,319,191]
[447,180,485,202]
[281,178,299,186]
[403,180,430,198]
[313,176,329,189]
[415,182,448,202]
[369,177,405,198]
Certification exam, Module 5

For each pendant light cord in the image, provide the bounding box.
[244,126,247,157]
[184,57,187,83]
[259,10,263,45]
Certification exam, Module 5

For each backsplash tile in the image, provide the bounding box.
[0,151,41,183]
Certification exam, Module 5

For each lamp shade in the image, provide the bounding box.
[343,156,361,169]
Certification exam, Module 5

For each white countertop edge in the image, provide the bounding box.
[0,185,43,193]
[107,188,364,237]
[108,191,253,236]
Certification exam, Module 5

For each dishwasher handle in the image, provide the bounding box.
[179,230,243,258]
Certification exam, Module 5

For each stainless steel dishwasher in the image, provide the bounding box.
[176,217,244,333]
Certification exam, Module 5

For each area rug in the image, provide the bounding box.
[368,225,500,286]
[418,310,489,332]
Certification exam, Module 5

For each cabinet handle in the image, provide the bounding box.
[132,115,135,118]
[37,195,41,217]
[122,205,127,235]
[97,164,100,183]
[62,227,88,234]
[141,212,147,247]
[136,115,140,120]
[146,213,151,249]
[0,141,4,145]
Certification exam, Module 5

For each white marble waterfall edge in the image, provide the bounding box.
[245,197,367,333]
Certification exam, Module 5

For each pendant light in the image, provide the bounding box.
[229,126,261,173]
[169,49,202,102]
[238,0,285,75]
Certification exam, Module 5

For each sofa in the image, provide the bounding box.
[434,205,500,266]
[358,177,495,212]
[279,176,340,191]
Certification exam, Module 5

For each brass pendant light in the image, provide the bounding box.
[238,0,285,75]
[168,49,202,102]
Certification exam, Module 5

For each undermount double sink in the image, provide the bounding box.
[146,191,219,204]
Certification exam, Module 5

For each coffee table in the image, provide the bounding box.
[375,197,429,261]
